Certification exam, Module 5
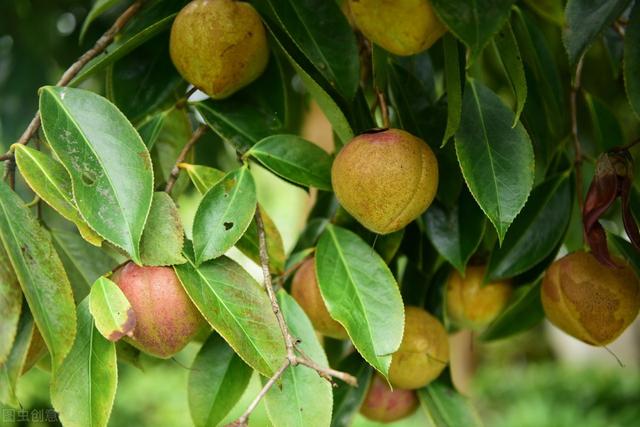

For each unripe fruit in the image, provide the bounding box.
[169,0,269,99]
[331,129,438,235]
[446,266,512,330]
[360,374,418,423]
[348,0,446,56]
[291,258,348,339]
[541,251,640,346]
[111,262,205,358]
[389,306,449,389]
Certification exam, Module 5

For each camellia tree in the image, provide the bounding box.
[1,0,640,425]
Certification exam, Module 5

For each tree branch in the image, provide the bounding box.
[375,89,390,129]
[571,56,585,213]
[164,124,208,194]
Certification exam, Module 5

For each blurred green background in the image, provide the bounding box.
[1,1,640,426]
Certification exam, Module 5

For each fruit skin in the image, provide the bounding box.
[291,258,348,339]
[541,251,640,346]
[360,374,418,422]
[389,306,449,389]
[348,0,446,56]
[331,129,438,235]
[170,0,269,99]
[111,262,205,358]
[446,266,512,330]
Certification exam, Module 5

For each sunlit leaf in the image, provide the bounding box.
[89,277,136,342]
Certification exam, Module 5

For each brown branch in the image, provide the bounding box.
[293,355,357,386]
[571,56,585,213]
[164,124,208,194]
[613,20,626,37]
[611,138,640,153]
[375,89,390,129]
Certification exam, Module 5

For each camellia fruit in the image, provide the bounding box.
[291,258,348,339]
[446,266,512,330]
[169,0,269,99]
[111,262,205,358]
[541,251,640,346]
[347,0,446,56]
[389,306,449,389]
[360,374,418,422]
[331,129,438,235]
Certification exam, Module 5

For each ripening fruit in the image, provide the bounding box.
[331,129,438,235]
[446,266,512,330]
[347,0,446,56]
[541,251,640,346]
[291,258,348,339]
[360,374,418,422]
[169,0,269,99]
[111,262,205,358]
[389,306,449,389]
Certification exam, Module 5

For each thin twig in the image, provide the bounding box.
[571,56,585,213]
[276,251,315,286]
[376,89,390,129]
[610,138,640,153]
[613,20,626,37]
[294,356,357,386]
[176,86,199,109]
[165,124,208,194]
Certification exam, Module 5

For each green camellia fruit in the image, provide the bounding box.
[331,128,438,235]
[347,0,447,56]
[291,257,348,339]
[389,306,449,389]
[446,266,512,330]
[111,262,205,358]
[541,251,640,346]
[360,374,418,422]
[169,0,269,99]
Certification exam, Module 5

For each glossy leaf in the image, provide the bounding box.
[418,375,482,427]
[179,163,225,194]
[0,243,21,365]
[192,166,257,265]
[486,174,572,281]
[140,192,186,266]
[80,0,125,42]
[89,277,136,342]
[248,135,333,190]
[0,309,34,407]
[0,180,76,369]
[174,254,286,376]
[624,1,640,118]
[442,34,462,146]
[494,22,527,125]
[39,86,153,264]
[424,188,486,274]
[13,145,102,246]
[584,92,624,152]
[331,353,373,427]
[563,0,631,66]
[316,225,404,378]
[455,79,535,242]
[188,334,253,427]
[51,299,117,427]
[264,292,333,427]
[150,108,192,196]
[609,233,640,274]
[524,0,565,26]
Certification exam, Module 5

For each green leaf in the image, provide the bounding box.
[264,292,333,427]
[248,135,333,190]
[494,22,527,126]
[418,375,482,427]
[424,189,486,274]
[51,299,117,427]
[137,111,166,149]
[89,277,136,342]
[39,86,154,264]
[316,225,404,378]
[13,145,102,246]
[140,192,186,266]
[431,0,516,61]
[0,180,76,369]
[263,0,359,101]
[584,92,625,152]
[563,0,631,66]
[331,353,373,427]
[524,0,565,26]
[188,333,253,427]
[442,34,462,146]
[609,233,640,274]
[174,254,286,376]
[486,174,572,281]
[455,79,535,242]
[624,1,640,118]
[0,308,34,407]
[192,166,257,265]
[0,242,22,365]
[179,164,226,194]
[480,280,544,341]
[79,0,125,42]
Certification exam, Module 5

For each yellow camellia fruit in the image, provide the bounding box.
[291,258,348,340]
[541,251,640,346]
[446,266,512,330]
[360,374,418,422]
[348,0,447,56]
[389,306,449,389]
[169,0,269,99]
[331,129,438,235]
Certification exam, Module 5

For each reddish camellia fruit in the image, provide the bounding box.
[111,262,205,358]
[360,374,418,423]
[541,251,640,345]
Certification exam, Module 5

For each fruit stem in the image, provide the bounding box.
[165,124,208,194]
[376,89,390,129]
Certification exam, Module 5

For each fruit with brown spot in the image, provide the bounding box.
[541,251,640,345]
[360,374,418,422]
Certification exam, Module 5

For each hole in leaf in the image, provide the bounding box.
[224,222,234,230]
